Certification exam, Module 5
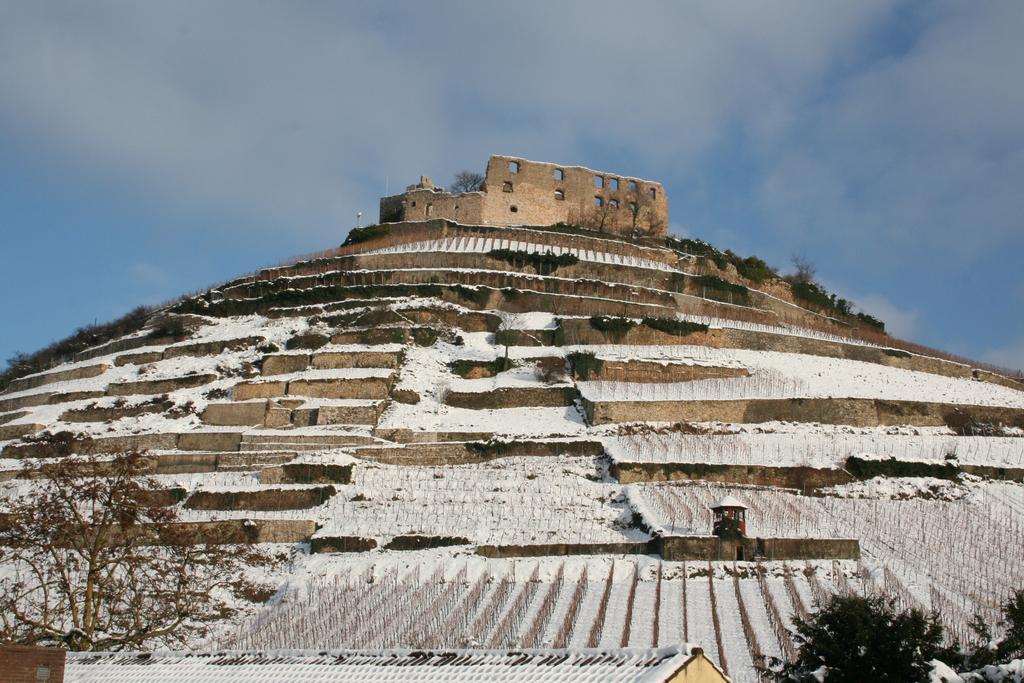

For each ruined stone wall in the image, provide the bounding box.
[378,156,668,237]
[389,187,485,224]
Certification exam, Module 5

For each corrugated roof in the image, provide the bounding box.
[64,647,700,683]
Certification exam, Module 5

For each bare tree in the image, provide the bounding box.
[0,452,269,651]
[450,171,484,194]
[627,191,665,237]
[788,253,818,285]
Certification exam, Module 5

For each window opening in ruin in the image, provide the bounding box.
[610,178,619,191]
[554,189,565,200]
[510,205,518,213]
[553,168,564,180]
[426,203,433,216]
[629,201,638,213]
[650,188,657,199]
[609,198,620,209]
[508,160,520,173]
[411,201,416,207]
[593,196,604,207]
[628,180,638,193]
[503,181,513,193]
[594,175,604,188]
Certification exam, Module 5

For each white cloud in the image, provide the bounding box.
[755,1,1024,268]
[851,293,922,340]
[0,1,894,237]
[982,339,1024,374]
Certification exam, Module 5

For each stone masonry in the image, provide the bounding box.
[379,155,668,237]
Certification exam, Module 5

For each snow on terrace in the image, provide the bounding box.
[357,234,679,272]
[177,455,643,547]
[225,549,852,672]
[378,340,586,436]
[605,432,1024,469]
[577,345,1024,408]
[628,481,1024,630]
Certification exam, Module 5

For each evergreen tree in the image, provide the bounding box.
[771,595,950,683]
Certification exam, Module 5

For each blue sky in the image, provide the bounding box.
[1,1,1022,372]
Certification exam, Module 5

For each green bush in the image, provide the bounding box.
[285,333,330,350]
[448,357,513,378]
[452,284,490,308]
[694,275,751,306]
[1,306,154,391]
[726,251,776,283]
[566,351,604,380]
[856,312,886,332]
[640,317,709,337]
[771,595,951,682]
[487,249,579,274]
[412,328,439,347]
[845,456,960,480]
[882,348,912,359]
[341,224,389,246]
[589,316,635,340]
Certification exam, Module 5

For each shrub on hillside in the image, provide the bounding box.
[148,317,187,339]
[341,224,390,247]
[487,249,579,275]
[694,275,751,306]
[769,594,951,682]
[533,356,567,384]
[640,317,709,337]
[285,333,330,351]
[589,316,635,340]
[567,351,604,381]
[1,305,154,391]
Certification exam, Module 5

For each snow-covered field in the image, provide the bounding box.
[628,480,1024,645]
[606,430,1024,469]
[578,345,1024,408]
[225,552,857,683]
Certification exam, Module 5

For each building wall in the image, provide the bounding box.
[378,155,668,237]
[669,654,730,683]
[0,646,66,683]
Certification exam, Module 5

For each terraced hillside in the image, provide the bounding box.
[2,218,1023,682]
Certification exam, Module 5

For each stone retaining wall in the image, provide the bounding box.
[444,386,578,409]
[612,462,854,493]
[659,535,860,561]
[561,319,1019,390]
[0,392,54,413]
[184,486,336,511]
[476,541,654,558]
[2,363,109,395]
[591,360,748,384]
[0,423,44,440]
[167,518,316,544]
[107,373,217,396]
[584,396,1024,428]
[202,400,269,426]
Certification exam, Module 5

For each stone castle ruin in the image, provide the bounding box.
[379,155,669,237]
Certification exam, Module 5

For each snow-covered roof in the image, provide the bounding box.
[711,495,748,510]
[64,646,708,683]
